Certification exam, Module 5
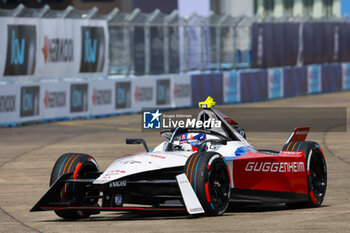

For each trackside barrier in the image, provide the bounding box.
[1,63,350,126]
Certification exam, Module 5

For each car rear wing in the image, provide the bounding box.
[286,126,310,144]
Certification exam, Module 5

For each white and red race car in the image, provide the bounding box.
[31,97,327,219]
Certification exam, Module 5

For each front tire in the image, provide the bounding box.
[283,141,327,208]
[184,152,231,216]
[50,153,100,220]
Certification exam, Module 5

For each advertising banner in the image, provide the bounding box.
[132,77,156,110]
[0,17,38,78]
[18,84,42,122]
[252,22,346,68]
[0,17,108,79]
[171,75,191,108]
[191,73,223,106]
[321,64,342,92]
[79,24,107,74]
[283,67,307,97]
[339,23,350,62]
[115,79,132,113]
[251,23,299,68]
[341,63,350,90]
[307,65,321,94]
[37,19,77,78]
[69,82,89,116]
[267,68,283,99]
[89,79,115,115]
[303,23,337,65]
[0,84,20,125]
[283,23,300,66]
[240,70,268,102]
[223,71,240,103]
[41,81,70,119]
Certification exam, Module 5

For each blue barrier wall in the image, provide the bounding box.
[191,73,223,105]
[342,63,350,90]
[283,67,308,97]
[225,71,240,103]
[240,70,268,102]
[268,68,283,99]
[321,64,342,92]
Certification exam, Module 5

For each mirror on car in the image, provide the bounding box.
[161,132,172,140]
[126,138,149,152]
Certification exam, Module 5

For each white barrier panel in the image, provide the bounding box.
[89,79,115,115]
[37,19,109,78]
[171,75,191,108]
[131,76,156,111]
[1,17,109,79]
[37,19,77,78]
[0,17,38,78]
[0,84,20,124]
[40,81,70,119]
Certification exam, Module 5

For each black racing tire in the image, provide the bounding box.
[184,152,230,216]
[282,141,327,208]
[50,153,99,220]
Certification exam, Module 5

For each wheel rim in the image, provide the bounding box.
[208,159,230,211]
[309,152,327,198]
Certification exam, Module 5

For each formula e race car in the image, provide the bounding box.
[31,97,327,219]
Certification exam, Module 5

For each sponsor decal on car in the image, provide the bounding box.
[245,161,305,173]
[147,154,166,159]
[114,194,123,206]
[189,207,204,213]
[109,180,127,188]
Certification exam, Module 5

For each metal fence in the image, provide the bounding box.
[0,5,254,77]
[107,9,254,76]
[3,5,349,77]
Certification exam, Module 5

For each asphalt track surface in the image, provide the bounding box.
[0,91,350,233]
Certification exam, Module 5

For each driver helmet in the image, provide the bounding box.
[179,133,206,151]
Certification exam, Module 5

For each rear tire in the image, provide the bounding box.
[282,141,327,208]
[50,153,99,220]
[184,152,230,216]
